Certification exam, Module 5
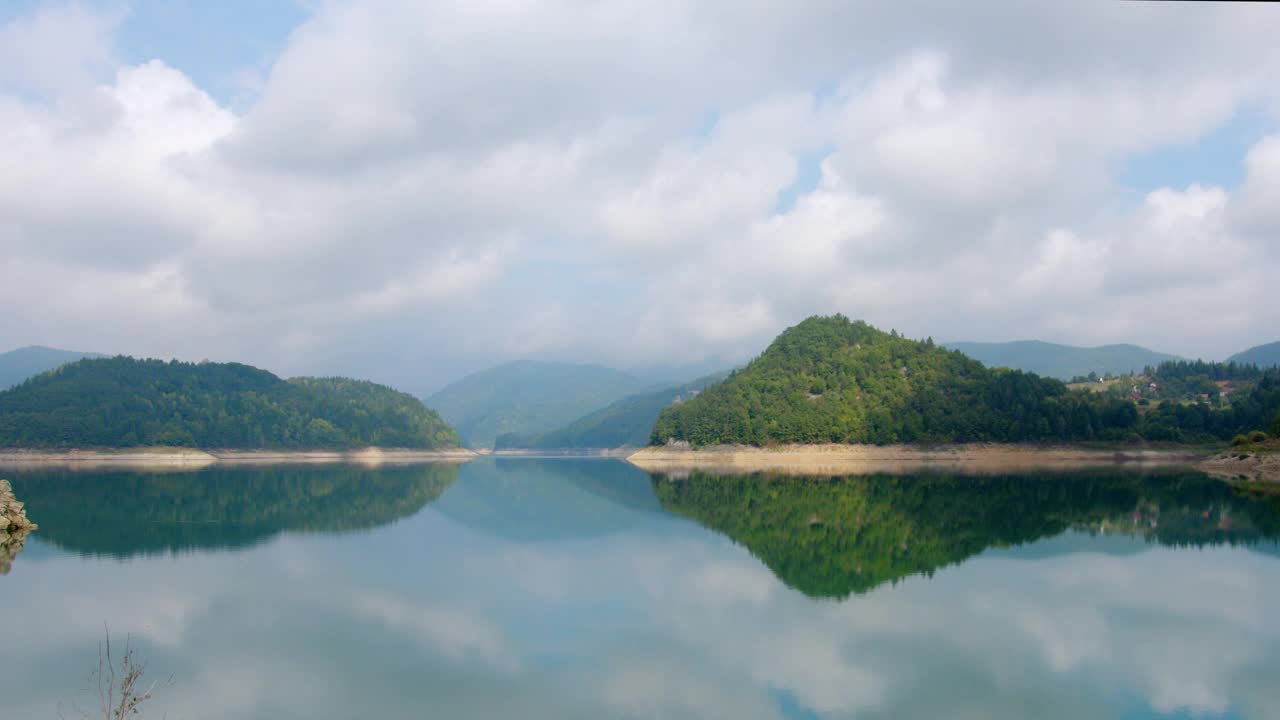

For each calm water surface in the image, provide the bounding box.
[4,459,1280,719]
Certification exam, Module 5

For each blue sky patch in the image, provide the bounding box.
[1118,105,1273,195]
[114,0,308,102]
[1,0,310,103]
[775,145,834,214]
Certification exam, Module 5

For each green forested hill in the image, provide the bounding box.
[944,340,1180,380]
[651,316,1280,446]
[427,360,647,448]
[0,345,103,389]
[1229,341,1280,368]
[495,372,727,450]
[0,357,459,449]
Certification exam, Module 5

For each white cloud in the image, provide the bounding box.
[351,591,520,671]
[2,0,1280,391]
[1236,134,1280,235]
[0,3,118,96]
[600,660,778,720]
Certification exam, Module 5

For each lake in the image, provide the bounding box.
[3,459,1280,719]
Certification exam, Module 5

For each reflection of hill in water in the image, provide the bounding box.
[652,470,1280,599]
[9,464,459,558]
[433,458,666,541]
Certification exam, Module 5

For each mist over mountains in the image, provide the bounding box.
[425,361,650,449]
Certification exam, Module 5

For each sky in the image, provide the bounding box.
[1,0,1279,396]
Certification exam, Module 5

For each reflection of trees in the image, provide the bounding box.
[511,458,663,514]
[653,470,1280,599]
[9,463,459,558]
[431,459,662,541]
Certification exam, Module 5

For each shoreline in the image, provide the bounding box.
[488,448,633,458]
[3,443,1272,481]
[1195,448,1280,484]
[0,447,476,470]
[628,443,1211,477]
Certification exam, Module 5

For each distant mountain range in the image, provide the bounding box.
[943,340,1181,380]
[0,345,104,389]
[1229,341,1280,369]
[427,360,649,449]
[495,372,728,451]
[6,335,1276,452]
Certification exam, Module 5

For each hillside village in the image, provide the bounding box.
[1067,361,1264,413]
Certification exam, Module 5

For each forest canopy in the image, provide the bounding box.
[650,316,1280,447]
[0,357,459,449]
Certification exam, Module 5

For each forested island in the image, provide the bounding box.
[650,316,1280,448]
[0,357,459,450]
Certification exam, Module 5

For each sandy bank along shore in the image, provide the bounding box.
[0,447,476,470]
[1195,448,1280,484]
[628,443,1207,477]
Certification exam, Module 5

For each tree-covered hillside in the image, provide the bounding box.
[651,316,1280,446]
[944,340,1181,380]
[0,345,103,389]
[428,360,647,448]
[495,372,727,450]
[0,357,459,449]
[1229,341,1280,369]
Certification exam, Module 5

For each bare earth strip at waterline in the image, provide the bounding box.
[0,447,476,470]
[628,443,1213,477]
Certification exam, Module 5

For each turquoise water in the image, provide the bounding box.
[3,459,1279,719]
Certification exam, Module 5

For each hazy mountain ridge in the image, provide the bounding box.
[427,360,648,449]
[944,340,1181,380]
[0,345,104,389]
[495,371,728,450]
[1229,341,1280,368]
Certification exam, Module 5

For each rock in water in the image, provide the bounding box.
[1,479,37,574]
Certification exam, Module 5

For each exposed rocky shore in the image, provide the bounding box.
[1,479,37,574]
[0,447,476,470]
[1196,446,1280,484]
[628,443,1205,477]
